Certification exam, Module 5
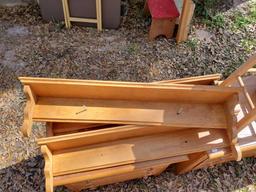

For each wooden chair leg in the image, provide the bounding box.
[149,19,176,40]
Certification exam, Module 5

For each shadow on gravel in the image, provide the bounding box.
[0,155,45,192]
[0,155,256,191]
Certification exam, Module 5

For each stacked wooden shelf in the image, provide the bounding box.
[19,54,256,192]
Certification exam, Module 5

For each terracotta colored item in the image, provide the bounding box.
[147,0,180,40]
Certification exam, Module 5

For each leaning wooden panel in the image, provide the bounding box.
[176,0,195,43]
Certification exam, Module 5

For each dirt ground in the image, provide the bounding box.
[0,0,256,191]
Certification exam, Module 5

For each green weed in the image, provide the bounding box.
[186,38,198,50]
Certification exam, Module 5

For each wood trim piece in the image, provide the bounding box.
[21,85,37,137]
[41,145,53,192]
[176,0,195,43]
[153,74,221,85]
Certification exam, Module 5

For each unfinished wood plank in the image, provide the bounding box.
[19,77,241,104]
[176,0,195,43]
[38,125,185,151]
[53,155,188,186]
[153,74,221,85]
[33,98,227,129]
[51,128,228,176]
[21,85,37,137]
[220,54,256,87]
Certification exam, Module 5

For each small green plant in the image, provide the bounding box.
[194,0,219,18]
[232,3,256,29]
[241,38,256,53]
[194,0,225,28]
[127,43,139,54]
[233,12,252,28]
[186,38,198,50]
[203,13,225,28]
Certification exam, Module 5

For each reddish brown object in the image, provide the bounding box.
[148,0,179,19]
[149,19,176,40]
[147,0,180,40]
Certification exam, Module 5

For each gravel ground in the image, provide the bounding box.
[0,0,256,191]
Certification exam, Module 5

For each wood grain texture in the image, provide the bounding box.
[53,155,188,186]
[176,152,208,174]
[21,85,37,137]
[51,128,228,176]
[43,74,221,136]
[41,145,53,192]
[33,98,227,129]
[176,0,195,43]
[37,125,185,151]
[224,94,242,161]
[153,74,221,85]
[19,77,240,103]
